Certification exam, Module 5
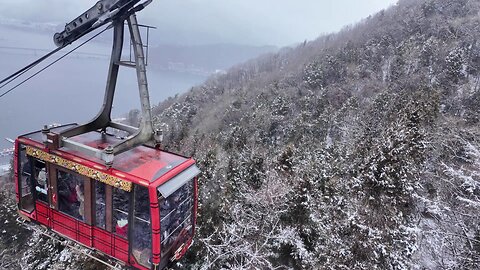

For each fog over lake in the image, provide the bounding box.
[0,25,207,149]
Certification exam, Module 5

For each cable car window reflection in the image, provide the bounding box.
[113,188,129,238]
[33,159,48,203]
[19,146,34,212]
[57,170,84,220]
[159,179,194,256]
[95,181,106,229]
[132,186,152,267]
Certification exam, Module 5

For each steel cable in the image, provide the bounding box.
[0,26,109,99]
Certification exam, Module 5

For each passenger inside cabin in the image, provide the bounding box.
[33,161,48,203]
[36,168,47,194]
[116,219,128,237]
[113,188,129,238]
[76,183,85,219]
[37,168,46,188]
[57,170,84,220]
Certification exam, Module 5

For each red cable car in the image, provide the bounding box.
[15,125,199,269]
[12,1,200,269]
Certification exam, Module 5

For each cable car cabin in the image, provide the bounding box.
[14,124,200,270]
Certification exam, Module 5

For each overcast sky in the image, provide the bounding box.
[0,0,398,46]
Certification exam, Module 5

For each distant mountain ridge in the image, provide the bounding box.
[149,43,277,74]
[0,18,277,76]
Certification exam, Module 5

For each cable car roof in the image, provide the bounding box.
[19,124,195,189]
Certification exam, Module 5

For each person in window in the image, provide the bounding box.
[116,219,128,237]
[113,189,129,237]
[35,168,48,200]
[58,173,78,217]
[37,168,46,186]
[75,183,84,220]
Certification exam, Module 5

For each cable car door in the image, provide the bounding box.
[30,157,53,228]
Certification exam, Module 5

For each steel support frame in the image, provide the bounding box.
[58,13,158,166]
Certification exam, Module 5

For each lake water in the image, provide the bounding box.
[0,26,207,150]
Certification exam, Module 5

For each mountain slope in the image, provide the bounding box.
[149,0,480,269]
[1,0,480,269]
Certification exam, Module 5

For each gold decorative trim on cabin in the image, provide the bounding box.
[26,146,132,192]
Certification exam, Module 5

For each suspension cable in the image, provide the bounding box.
[0,26,110,99]
[0,46,65,89]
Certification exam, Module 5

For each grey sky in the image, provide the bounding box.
[0,0,397,46]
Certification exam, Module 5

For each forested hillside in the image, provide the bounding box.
[1,0,480,269]
[143,0,480,268]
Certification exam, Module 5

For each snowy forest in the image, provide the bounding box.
[1,0,480,269]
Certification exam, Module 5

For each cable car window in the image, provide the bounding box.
[57,169,85,221]
[33,159,48,203]
[159,179,194,256]
[113,188,130,238]
[132,186,152,267]
[95,181,106,229]
[18,145,34,212]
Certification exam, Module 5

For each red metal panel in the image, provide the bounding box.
[78,222,93,246]
[35,202,49,226]
[17,138,44,150]
[52,211,77,240]
[78,235,91,247]
[113,235,129,262]
[52,211,77,228]
[78,223,92,235]
[128,160,167,181]
[93,227,113,256]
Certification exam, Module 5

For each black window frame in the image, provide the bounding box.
[17,144,35,213]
